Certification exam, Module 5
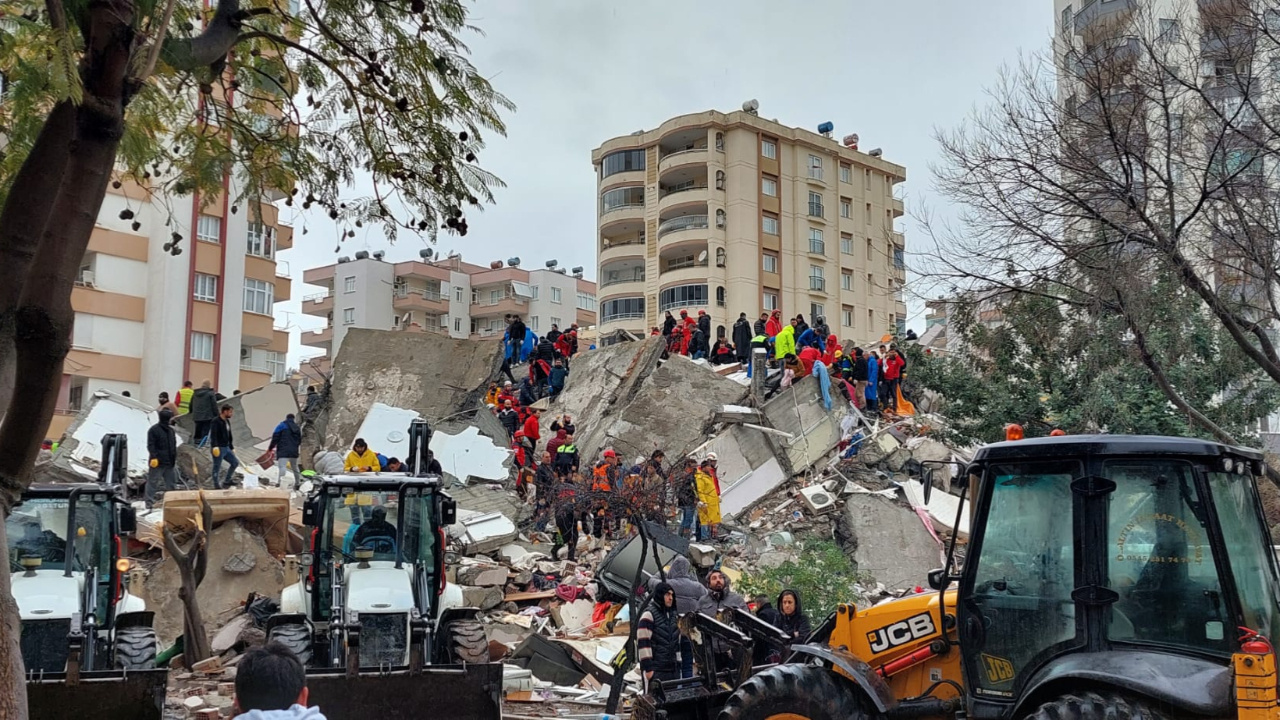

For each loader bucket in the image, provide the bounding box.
[304,662,503,719]
[26,668,168,720]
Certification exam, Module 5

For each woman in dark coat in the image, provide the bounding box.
[776,589,812,647]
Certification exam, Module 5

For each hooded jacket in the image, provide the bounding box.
[866,355,880,399]
[764,310,783,338]
[235,706,327,720]
[313,451,344,475]
[733,316,752,360]
[190,386,219,422]
[697,313,711,339]
[271,418,302,458]
[697,573,747,616]
[147,409,177,467]
[796,327,822,351]
[775,589,813,644]
[638,581,681,674]
[822,335,839,366]
[662,313,677,336]
[814,317,830,340]
[647,556,708,614]
[695,467,721,525]
[774,325,796,359]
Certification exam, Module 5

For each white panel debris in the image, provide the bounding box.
[432,426,510,484]
[353,402,421,460]
[68,391,177,477]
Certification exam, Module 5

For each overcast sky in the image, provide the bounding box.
[279,0,1053,365]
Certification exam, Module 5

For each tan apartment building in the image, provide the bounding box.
[300,253,597,359]
[592,106,907,346]
[50,177,294,439]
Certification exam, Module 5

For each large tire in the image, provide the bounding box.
[267,622,314,666]
[445,620,489,664]
[1025,692,1172,720]
[114,625,157,670]
[720,663,867,720]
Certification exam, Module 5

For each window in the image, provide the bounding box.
[896,316,906,336]
[715,132,724,152]
[809,265,825,291]
[842,306,854,327]
[868,308,875,328]
[267,351,286,382]
[601,297,645,322]
[551,287,562,304]
[808,154,823,180]
[716,170,725,190]
[808,191,824,218]
[810,303,824,320]
[489,288,501,304]
[344,276,356,293]
[865,203,872,224]
[602,186,645,212]
[550,316,562,327]
[716,209,726,228]
[840,164,851,184]
[864,169,871,190]
[762,175,778,197]
[809,228,825,255]
[194,273,218,302]
[454,317,462,332]
[659,284,709,311]
[190,332,214,361]
[246,223,274,258]
[841,271,853,291]
[841,233,854,255]
[342,308,355,325]
[763,254,778,273]
[763,292,779,311]
[893,247,905,269]
[577,292,597,311]
[196,215,221,243]
[1209,470,1280,649]
[1158,18,1180,42]
[530,316,540,332]
[762,214,780,235]
[531,285,540,300]
[68,384,84,412]
[716,286,726,306]
[1061,4,1072,31]
[761,138,777,159]
[601,149,645,178]
[841,198,852,218]
[454,286,463,302]
[244,278,275,315]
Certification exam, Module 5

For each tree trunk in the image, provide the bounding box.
[0,518,27,719]
[0,101,77,439]
[163,497,213,664]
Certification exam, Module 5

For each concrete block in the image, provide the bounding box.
[461,585,504,611]
[457,565,509,587]
[688,543,718,568]
[182,696,206,711]
[843,494,941,590]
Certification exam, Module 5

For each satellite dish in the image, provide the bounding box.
[696,250,708,263]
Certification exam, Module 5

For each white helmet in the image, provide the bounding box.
[706,452,718,462]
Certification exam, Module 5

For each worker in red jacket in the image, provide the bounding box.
[883,350,905,413]
[522,407,542,454]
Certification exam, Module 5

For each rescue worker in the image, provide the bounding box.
[550,473,580,561]
[695,457,721,540]
[554,433,580,477]
[344,438,380,472]
[589,449,621,538]
[175,380,195,415]
[774,323,796,360]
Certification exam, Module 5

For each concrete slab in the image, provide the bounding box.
[353,402,420,459]
[760,375,847,477]
[843,493,942,590]
[433,426,510,484]
[901,478,971,538]
[449,508,518,555]
[56,391,175,478]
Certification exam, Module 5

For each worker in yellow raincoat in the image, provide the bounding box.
[695,454,721,540]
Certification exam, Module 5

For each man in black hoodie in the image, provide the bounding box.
[209,404,239,489]
[145,408,178,506]
[190,380,219,446]
[814,315,830,340]
[732,313,752,363]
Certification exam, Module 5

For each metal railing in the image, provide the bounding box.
[394,287,446,302]
[809,277,827,292]
[660,184,708,199]
[659,145,708,161]
[304,291,332,303]
[603,201,645,215]
[664,259,708,272]
[658,214,709,238]
[601,311,645,323]
[600,274,646,288]
[602,236,646,250]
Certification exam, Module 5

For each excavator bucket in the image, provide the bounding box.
[303,663,503,720]
[26,669,168,720]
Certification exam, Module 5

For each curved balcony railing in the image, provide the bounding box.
[657,214,709,238]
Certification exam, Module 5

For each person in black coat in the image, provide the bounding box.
[536,336,557,363]
[754,312,768,337]
[697,311,711,340]
[775,589,812,648]
[733,313,752,363]
[639,581,682,689]
[662,311,677,337]
[793,314,810,337]
[145,409,178,506]
[507,315,527,362]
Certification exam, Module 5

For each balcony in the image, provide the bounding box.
[658,146,709,174]
[809,277,827,293]
[302,291,333,316]
[658,213,709,241]
[393,287,448,314]
[658,262,710,286]
[600,235,646,263]
[658,127,710,173]
[659,185,710,214]
[242,311,275,346]
[470,294,529,318]
[1074,0,1135,34]
[301,325,333,350]
[600,258,646,291]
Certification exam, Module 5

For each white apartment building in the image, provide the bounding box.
[300,253,597,358]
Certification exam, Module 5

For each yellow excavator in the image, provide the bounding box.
[720,433,1280,720]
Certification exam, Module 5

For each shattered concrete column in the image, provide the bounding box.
[751,348,767,403]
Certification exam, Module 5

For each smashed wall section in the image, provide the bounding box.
[546,338,749,461]
[759,375,846,478]
[325,329,502,450]
[38,391,171,482]
[173,382,300,457]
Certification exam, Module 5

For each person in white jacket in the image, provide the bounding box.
[233,642,327,719]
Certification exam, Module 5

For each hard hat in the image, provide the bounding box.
[603,449,617,458]
[706,452,718,462]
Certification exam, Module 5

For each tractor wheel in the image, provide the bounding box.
[114,625,157,670]
[1025,692,1172,720]
[720,663,867,720]
[267,622,314,666]
[445,620,489,664]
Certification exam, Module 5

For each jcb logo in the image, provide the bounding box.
[866,613,936,654]
[981,654,1015,684]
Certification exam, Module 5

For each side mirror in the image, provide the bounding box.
[928,568,947,591]
[117,507,137,535]
[298,552,314,568]
[440,495,457,526]
[302,496,322,527]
